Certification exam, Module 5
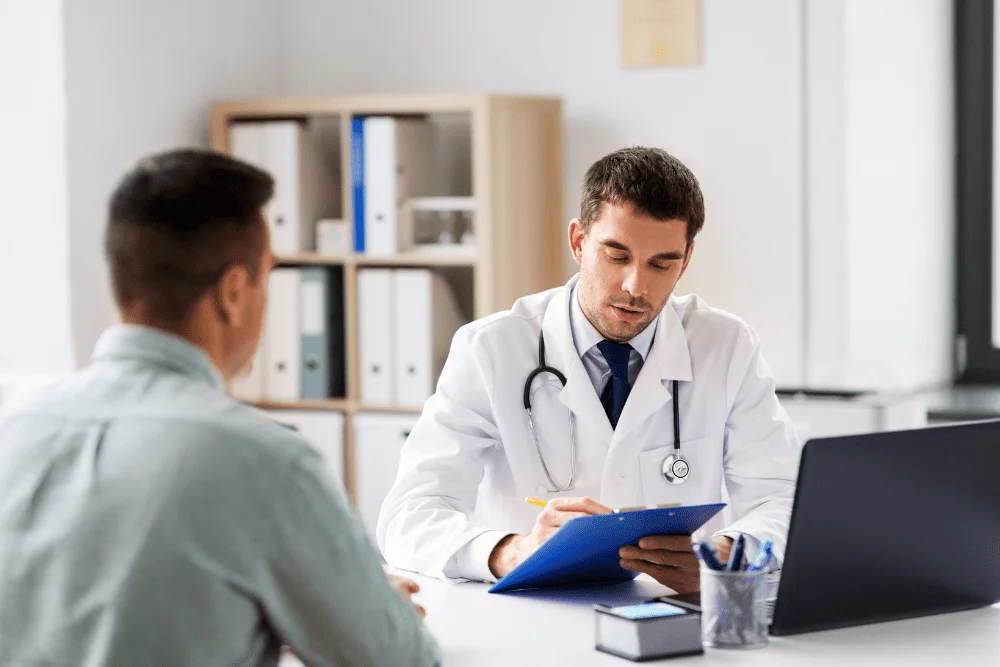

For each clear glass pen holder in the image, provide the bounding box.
[700,568,769,649]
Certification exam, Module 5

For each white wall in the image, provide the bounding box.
[805,0,954,390]
[283,0,955,392]
[843,0,953,390]
[63,0,286,363]
[9,0,953,393]
[0,0,75,385]
[282,0,808,387]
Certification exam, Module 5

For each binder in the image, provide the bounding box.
[229,121,336,255]
[229,335,266,401]
[266,410,345,484]
[351,116,365,253]
[353,412,419,543]
[229,122,263,175]
[393,269,468,406]
[358,269,395,404]
[362,117,434,256]
[298,267,346,399]
[489,503,726,594]
[265,268,301,401]
[262,122,302,254]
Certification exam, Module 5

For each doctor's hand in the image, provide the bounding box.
[488,497,613,579]
[619,535,733,595]
[388,575,426,620]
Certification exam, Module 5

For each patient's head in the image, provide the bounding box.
[105,149,275,379]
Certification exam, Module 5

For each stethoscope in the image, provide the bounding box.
[523,331,690,493]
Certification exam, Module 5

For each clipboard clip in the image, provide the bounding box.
[613,502,681,514]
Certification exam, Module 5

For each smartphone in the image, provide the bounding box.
[606,601,689,620]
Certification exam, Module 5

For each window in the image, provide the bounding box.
[956,0,1000,380]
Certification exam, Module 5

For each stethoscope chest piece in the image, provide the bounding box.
[661,452,690,485]
[660,378,689,485]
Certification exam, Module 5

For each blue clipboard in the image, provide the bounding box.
[488,503,726,594]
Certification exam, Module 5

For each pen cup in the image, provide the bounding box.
[699,567,769,649]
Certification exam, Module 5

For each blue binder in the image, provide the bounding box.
[350,116,365,253]
[488,503,726,594]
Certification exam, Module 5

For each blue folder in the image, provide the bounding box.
[488,503,726,594]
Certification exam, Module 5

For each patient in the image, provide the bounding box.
[0,150,440,667]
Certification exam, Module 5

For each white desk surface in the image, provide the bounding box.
[282,573,1000,666]
[420,573,1000,667]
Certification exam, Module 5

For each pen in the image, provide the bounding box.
[747,540,773,572]
[524,497,547,508]
[692,541,725,571]
[726,534,746,572]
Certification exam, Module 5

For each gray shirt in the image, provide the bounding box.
[0,325,440,667]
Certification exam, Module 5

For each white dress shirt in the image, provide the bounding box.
[568,284,658,398]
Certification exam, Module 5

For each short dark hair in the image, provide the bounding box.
[105,149,274,327]
[580,147,705,245]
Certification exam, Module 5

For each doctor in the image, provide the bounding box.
[378,147,801,593]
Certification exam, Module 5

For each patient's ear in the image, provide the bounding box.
[216,265,251,326]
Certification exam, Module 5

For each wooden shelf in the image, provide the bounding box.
[247,398,423,415]
[353,251,478,267]
[276,253,351,266]
[276,252,478,268]
[213,93,558,122]
[250,398,348,411]
[352,403,424,415]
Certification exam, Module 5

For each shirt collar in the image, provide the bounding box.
[569,281,658,361]
[91,324,225,390]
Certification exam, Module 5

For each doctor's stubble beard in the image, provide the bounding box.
[578,275,679,343]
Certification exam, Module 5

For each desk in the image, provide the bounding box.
[288,573,995,666]
[278,574,999,665]
[921,385,1000,423]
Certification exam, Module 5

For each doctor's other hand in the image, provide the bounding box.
[388,575,427,620]
[488,497,613,579]
[618,535,733,595]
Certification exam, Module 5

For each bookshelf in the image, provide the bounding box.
[210,93,564,500]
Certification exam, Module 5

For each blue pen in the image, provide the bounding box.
[747,540,773,573]
[726,534,747,572]
[693,541,725,571]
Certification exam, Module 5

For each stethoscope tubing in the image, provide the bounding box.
[523,331,686,492]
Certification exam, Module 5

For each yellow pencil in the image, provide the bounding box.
[524,497,547,508]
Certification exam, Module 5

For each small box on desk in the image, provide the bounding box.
[594,599,703,661]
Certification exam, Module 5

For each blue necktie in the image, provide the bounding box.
[597,340,633,429]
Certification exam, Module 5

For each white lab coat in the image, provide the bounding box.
[378,275,802,582]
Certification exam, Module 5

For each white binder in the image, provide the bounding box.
[362,117,434,256]
[263,122,303,254]
[228,121,336,255]
[228,335,266,401]
[358,269,395,404]
[265,410,345,484]
[229,122,263,171]
[353,412,419,543]
[265,268,301,401]
[393,269,468,406]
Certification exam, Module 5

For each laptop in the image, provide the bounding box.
[768,419,1000,635]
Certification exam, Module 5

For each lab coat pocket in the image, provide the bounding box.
[638,437,715,506]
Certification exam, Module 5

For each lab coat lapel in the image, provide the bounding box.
[610,298,694,446]
[540,277,615,447]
